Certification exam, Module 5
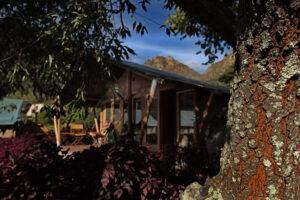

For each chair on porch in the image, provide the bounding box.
[89,131,101,147]
[90,122,116,146]
[70,123,86,145]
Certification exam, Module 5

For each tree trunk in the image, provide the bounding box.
[184,1,299,199]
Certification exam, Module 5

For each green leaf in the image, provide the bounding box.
[50,14,58,18]
[48,55,53,67]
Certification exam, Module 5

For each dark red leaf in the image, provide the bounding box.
[113,189,123,199]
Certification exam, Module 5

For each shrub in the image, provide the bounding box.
[0,133,208,200]
[0,133,63,200]
[37,110,53,126]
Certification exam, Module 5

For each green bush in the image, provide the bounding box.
[37,110,53,125]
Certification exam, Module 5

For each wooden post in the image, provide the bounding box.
[115,100,124,134]
[176,92,180,144]
[52,96,61,147]
[94,118,99,132]
[140,79,158,145]
[103,105,107,124]
[56,96,61,147]
[53,115,58,140]
[110,100,115,123]
[100,105,103,132]
[93,108,99,133]
[57,117,61,146]
[193,87,201,146]
[157,91,161,149]
[127,71,133,136]
[198,91,214,135]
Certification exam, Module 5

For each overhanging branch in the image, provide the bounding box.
[170,0,237,47]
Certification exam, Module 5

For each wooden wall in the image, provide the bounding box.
[99,69,229,151]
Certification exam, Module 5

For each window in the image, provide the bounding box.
[179,91,194,147]
[121,101,128,133]
[106,103,111,123]
[133,98,142,141]
[146,98,158,144]
[114,102,120,122]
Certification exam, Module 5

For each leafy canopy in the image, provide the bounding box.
[0,0,149,99]
[164,0,239,64]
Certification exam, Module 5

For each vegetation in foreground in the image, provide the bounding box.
[0,132,208,200]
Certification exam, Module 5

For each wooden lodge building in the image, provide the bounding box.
[82,61,230,151]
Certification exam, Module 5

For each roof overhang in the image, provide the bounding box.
[117,60,230,94]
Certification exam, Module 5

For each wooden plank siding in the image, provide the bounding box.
[96,67,229,151]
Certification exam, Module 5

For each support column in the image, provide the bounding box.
[110,100,115,123]
[53,115,58,142]
[127,71,133,136]
[93,108,99,133]
[103,105,107,124]
[193,87,201,146]
[198,91,214,135]
[100,105,103,132]
[115,100,124,134]
[53,96,61,147]
[140,78,158,145]
[176,92,180,144]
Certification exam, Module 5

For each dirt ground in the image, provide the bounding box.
[61,144,91,156]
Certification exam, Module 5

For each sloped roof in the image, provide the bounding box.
[0,98,23,125]
[118,60,230,94]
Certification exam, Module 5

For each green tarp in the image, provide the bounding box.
[0,98,23,125]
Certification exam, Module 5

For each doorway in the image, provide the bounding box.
[159,89,176,148]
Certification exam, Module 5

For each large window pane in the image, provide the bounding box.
[146,97,158,144]
[106,103,111,123]
[114,102,120,122]
[122,102,128,133]
[179,91,194,147]
[133,98,142,141]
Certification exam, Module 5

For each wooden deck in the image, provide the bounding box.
[61,145,91,156]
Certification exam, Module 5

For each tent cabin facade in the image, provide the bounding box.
[0,98,23,138]
[87,61,230,151]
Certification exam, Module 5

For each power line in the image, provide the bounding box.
[135,12,162,27]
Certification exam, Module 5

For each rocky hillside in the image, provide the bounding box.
[202,52,235,81]
[144,56,204,80]
[143,52,235,83]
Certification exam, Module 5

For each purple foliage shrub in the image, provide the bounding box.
[0,133,207,200]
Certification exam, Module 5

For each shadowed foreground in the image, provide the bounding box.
[0,133,210,200]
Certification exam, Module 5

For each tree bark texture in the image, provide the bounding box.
[184,1,300,199]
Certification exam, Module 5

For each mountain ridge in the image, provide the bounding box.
[143,52,235,83]
[144,56,204,80]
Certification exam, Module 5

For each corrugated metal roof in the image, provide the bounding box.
[0,98,23,125]
[118,60,230,94]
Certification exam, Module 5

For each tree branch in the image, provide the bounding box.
[0,33,45,64]
[171,0,237,47]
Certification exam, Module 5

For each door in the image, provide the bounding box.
[159,90,176,148]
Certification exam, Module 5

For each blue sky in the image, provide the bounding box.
[121,0,231,74]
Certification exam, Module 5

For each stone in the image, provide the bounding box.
[182,182,207,200]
